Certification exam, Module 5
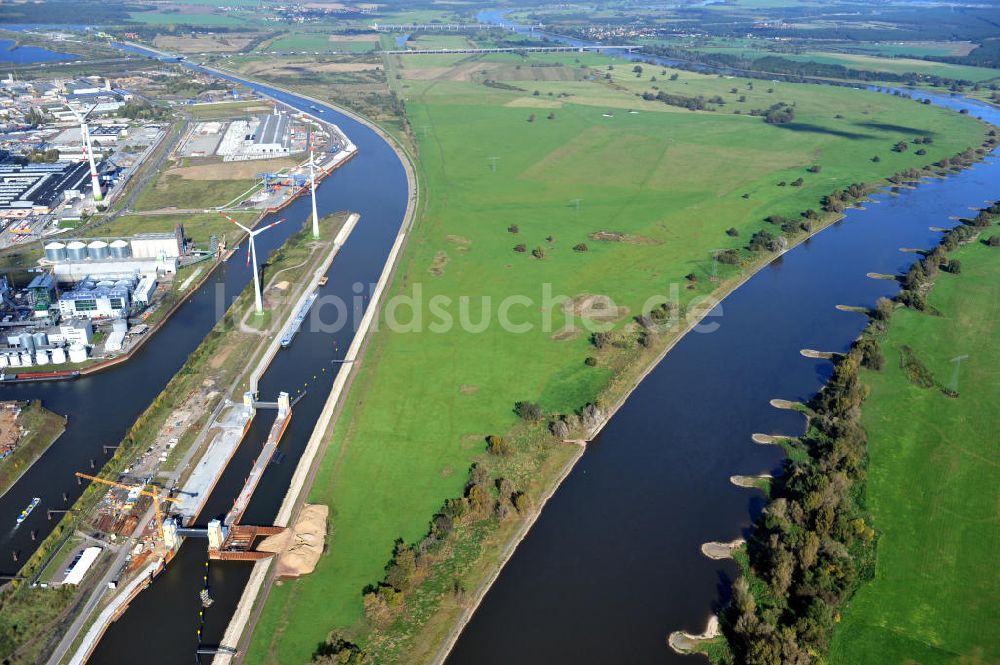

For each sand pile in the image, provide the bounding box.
[258,504,328,578]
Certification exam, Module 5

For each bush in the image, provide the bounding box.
[513,244,526,253]
[584,356,597,366]
[531,246,545,259]
[514,400,543,422]
[591,331,612,349]
[486,434,512,456]
[807,164,822,173]
[312,634,369,664]
[573,243,588,252]
[717,249,741,265]
[508,224,519,234]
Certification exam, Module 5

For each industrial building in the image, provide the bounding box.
[44,229,183,281]
[214,110,302,162]
[249,112,292,157]
[0,160,93,215]
[1,318,93,368]
[57,281,131,319]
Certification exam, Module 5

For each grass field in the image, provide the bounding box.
[128,10,253,28]
[830,241,1000,665]
[85,211,256,247]
[244,52,989,664]
[132,166,258,212]
[784,51,1000,82]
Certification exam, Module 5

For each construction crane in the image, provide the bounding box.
[74,472,180,540]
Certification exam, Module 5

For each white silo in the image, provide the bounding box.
[9,355,21,368]
[67,241,88,261]
[19,352,32,366]
[50,347,67,364]
[0,355,8,368]
[35,350,49,365]
[32,331,48,348]
[110,239,131,259]
[17,333,34,352]
[45,241,68,262]
[88,240,110,261]
[68,344,88,363]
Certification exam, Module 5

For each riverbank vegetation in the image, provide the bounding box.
[243,48,993,664]
[704,202,1000,664]
[829,224,1000,664]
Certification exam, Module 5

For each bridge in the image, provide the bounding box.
[381,45,639,55]
[372,23,526,31]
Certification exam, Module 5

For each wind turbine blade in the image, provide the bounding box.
[246,238,252,267]
[219,212,250,233]
[254,217,286,234]
[83,103,98,121]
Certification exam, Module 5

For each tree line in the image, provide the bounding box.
[719,198,999,664]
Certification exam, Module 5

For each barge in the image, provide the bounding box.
[280,292,318,348]
[0,370,80,384]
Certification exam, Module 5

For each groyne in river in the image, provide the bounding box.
[2,31,998,665]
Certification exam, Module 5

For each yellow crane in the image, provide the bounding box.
[75,472,180,540]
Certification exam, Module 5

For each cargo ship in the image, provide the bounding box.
[16,497,40,527]
[0,370,80,384]
[280,292,318,348]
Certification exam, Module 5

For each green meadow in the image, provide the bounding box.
[244,52,988,663]
[831,242,1000,665]
[266,34,337,52]
[784,51,1000,82]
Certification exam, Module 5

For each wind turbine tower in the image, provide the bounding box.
[222,214,286,314]
[73,105,104,202]
[309,150,319,239]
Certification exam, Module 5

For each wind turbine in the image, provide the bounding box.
[69,103,103,202]
[309,149,319,239]
[221,213,286,314]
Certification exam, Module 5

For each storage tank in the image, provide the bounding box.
[113,279,133,290]
[87,240,110,261]
[45,241,67,262]
[17,333,34,352]
[50,347,67,364]
[109,239,131,259]
[68,344,87,363]
[19,352,32,366]
[9,355,21,368]
[66,241,88,261]
[32,331,48,347]
[0,355,8,368]
[96,280,115,289]
[35,350,49,366]
[80,280,96,291]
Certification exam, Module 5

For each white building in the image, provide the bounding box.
[57,284,130,319]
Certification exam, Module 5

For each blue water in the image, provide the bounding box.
[0,38,77,64]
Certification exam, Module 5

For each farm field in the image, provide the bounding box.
[263,33,378,53]
[830,241,1000,665]
[244,50,989,664]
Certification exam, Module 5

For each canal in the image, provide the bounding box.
[0,48,411,663]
